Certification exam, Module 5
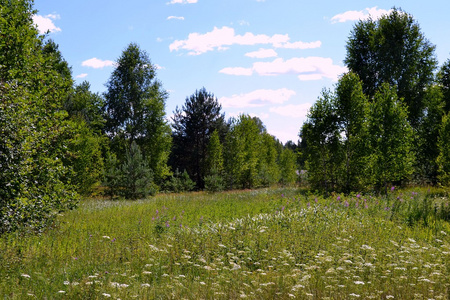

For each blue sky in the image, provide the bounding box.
[33,0,450,143]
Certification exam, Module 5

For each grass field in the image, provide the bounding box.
[1,187,449,299]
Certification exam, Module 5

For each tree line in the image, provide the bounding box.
[0,0,297,233]
[2,2,450,234]
[300,8,450,194]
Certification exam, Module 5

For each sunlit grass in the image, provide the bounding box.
[1,187,449,299]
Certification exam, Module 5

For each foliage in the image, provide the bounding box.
[415,86,445,184]
[103,43,171,184]
[171,88,226,188]
[366,83,415,192]
[257,133,281,187]
[203,130,225,192]
[300,89,341,193]
[104,142,155,199]
[438,59,450,113]
[224,115,262,189]
[345,8,437,128]
[0,0,78,233]
[164,169,195,193]
[334,72,369,192]
[437,114,450,185]
[278,148,298,186]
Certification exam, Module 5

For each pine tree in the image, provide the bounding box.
[171,88,226,188]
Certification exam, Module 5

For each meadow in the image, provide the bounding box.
[0,187,449,299]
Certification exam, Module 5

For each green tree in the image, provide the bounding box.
[367,83,415,193]
[224,115,261,189]
[103,43,171,184]
[345,8,437,128]
[438,59,450,113]
[258,132,281,187]
[104,141,154,199]
[300,89,341,193]
[416,86,445,184]
[334,72,369,192]
[171,88,226,188]
[204,130,225,192]
[0,0,78,233]
[279,148,298,186]
[437,114,450,186]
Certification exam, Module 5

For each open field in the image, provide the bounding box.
[1,187,449,299]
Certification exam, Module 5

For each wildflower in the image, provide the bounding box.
[337,196,341,201]
[344,201,349,207]
[349,293,361,297]
[357,194,361,198]
[63,281,70,285]
[386,296,394,299]
[354,281,365,285]
[141,283,151,287]
[391,186,395,192]
[58,291,66,294]
[102,293,111,297]
[199,281,206,285]
[21,274,31,279]
[102,236,110,239]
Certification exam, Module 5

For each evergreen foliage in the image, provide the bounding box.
[171,88,226,188]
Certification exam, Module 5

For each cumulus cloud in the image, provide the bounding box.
[75,73,88,79]
[245,48,278,59]
[269,103,312,118]
[219,88,296,108]
[81,58,115,69]
[167,0,197,4]
[32,14,61,34]
[331,7,392,23]
[169,26,321,55]
[220,57,347,81]
[219,67,253,76]
[167,16,185,20]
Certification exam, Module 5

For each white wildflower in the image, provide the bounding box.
[141,283,150,287]
[354,281,365,285]
[102,293,111,297]
[199,281,206,285]
[102,236,110,239]
[349,293,361,297]
[386,296,394,299]
[58,291,65,294]
[21,274,31,279]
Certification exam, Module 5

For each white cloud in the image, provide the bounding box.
[32,14,61,34]
[75,73,88,79]
[331,7,392,23]
[169,26,320,55]
[220,57,347,81]
[245,48,278,59]
[219,88,296,108]
[269,103,312,118]
[154,64,165,70]
[219,67,253,76]
[167,0,197,4]
[81,58,115,69]
[167,16,185,21]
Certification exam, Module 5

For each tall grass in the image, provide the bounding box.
[0,187,449,299]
